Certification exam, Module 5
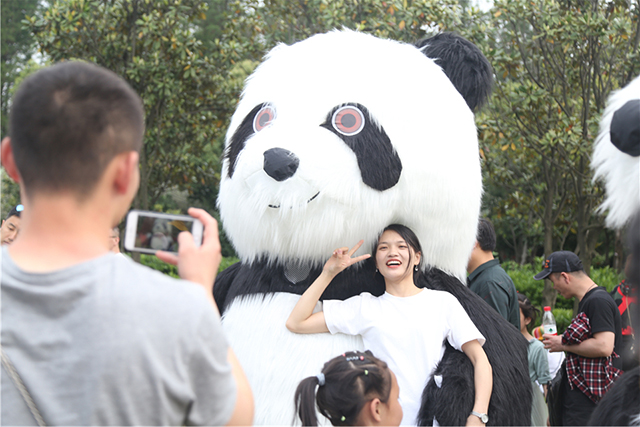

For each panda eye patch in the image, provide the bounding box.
[253,105,276,132]
[321,103,402,191]
[332,106,365,136]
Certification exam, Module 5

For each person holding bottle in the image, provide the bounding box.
[518,293,550,426]
[534,251,623,426]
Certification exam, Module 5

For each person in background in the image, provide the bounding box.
[518,293,550,426]
[518,293,551,396]
[536,251,622,426]
[1,61,253,425]
[109,226,122,254]
[609,254,638,371]
[294,350,402,426]
[1,204,23,245]
[467,218,520,329]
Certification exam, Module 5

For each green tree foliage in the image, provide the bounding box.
[15,0,639,284]
[222,0,467,61]
[1,59,45,218]
[1,1,40,218]
[25,0,235,210]
[1,0,39,137]
[477,0,639,306]
[194,0,228,51]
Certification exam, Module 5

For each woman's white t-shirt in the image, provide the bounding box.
[323,288,485,426]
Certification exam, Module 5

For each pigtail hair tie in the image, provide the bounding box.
[316,373,325,386]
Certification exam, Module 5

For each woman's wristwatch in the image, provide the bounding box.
[470,410,489,424]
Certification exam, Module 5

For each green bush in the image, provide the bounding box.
[139,254,179,278]
[219,256,240,271]
[138,254,240,278]
[590,266,623,293]
[552,308,574,335]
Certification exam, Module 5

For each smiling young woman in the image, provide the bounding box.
[286,224,493,426]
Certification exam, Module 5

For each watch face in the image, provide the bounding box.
[481,414,489,423]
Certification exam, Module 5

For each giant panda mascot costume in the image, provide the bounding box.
[588,76,640,426]
[214,30,531,425]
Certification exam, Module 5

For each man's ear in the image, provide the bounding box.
[1,137,22,183]
[113,151,140,194]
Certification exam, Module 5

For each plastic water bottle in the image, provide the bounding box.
[541,306,557,335]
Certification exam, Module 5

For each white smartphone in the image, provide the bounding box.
[124,210,204,254]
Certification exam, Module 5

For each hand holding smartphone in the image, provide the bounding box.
[124,210,204,254]
[126,208,221,303]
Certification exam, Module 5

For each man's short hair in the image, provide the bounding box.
[476,218,496,252]
[9,61,144,198]
[5,204,23,221]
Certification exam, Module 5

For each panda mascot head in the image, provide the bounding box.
[588,75,640,427]
[218,30,485,280]
[215,30,531,426]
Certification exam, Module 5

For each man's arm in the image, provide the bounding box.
[543,331,615,358]
[157,208,254,425]
[225,349,254,426]
[156,208,221,311]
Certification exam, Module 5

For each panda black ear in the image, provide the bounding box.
[415,33,494,113]
[610,99,640,157]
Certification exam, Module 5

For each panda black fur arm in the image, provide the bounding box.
[588,366,640,426]
[213,262,241,312]
[213,258,386,314]
[416,269,532,426]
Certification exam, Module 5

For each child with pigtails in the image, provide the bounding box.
[294,350,402,426]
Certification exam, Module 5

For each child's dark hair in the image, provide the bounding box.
[294,350,392,426]
[517,292,539,330]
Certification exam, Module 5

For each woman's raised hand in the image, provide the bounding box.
[323,240,371,277]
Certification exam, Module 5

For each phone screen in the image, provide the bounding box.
[134,215,196,252]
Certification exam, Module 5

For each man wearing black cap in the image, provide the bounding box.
[535,251,623,426]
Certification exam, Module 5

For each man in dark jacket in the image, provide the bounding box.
[467,218,520,329]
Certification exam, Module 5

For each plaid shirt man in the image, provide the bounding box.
[562,312,622,403]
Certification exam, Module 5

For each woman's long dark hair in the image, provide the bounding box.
[294,350,392,426]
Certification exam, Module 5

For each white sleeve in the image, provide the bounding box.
[445,295,486,351]
[323,293,371,336]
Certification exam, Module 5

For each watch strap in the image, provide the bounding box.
[470,410,488,424]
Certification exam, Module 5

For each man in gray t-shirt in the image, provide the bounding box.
[1,62,253,425]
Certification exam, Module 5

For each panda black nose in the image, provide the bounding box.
[263,148,300,182]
